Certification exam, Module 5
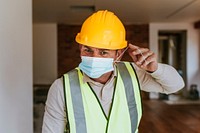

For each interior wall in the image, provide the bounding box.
[150,23,200,92]
[33,23,57,85]
[0,0,33,133]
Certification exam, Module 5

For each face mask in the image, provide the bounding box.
[79,56,114,78]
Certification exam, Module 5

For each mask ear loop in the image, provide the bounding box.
[114,46,129,63]
[136,47,147,64]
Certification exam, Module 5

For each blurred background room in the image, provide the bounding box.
[1,0,200,133]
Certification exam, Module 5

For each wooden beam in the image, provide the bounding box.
[194,20,200,29]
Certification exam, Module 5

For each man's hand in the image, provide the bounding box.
[128,44,158,72]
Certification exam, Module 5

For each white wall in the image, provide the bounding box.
[33,24,57,85]
[0,0,33,133]
[150,23,200,92]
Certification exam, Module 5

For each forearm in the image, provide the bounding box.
[137,63,185,94]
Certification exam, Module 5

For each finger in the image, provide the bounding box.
[136,51,153,66]
[141,53,156,67]
[133,49,150,64]
[132,55,138,62]
[129,48,149,59]
[128,43,145,53]
[128,50,138,62]
[129,50,146,64]
[128,44,153,64]
[135,56,146,66]
[140,51,154,61]
[128,43,139,50]
[133,48,149,56]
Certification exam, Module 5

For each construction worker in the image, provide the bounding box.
[42,10,184,133]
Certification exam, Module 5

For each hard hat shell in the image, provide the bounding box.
[75,10,127,50]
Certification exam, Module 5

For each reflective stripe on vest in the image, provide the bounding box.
[63,62,142,133]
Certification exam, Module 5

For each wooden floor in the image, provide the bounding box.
[139,100,200,133]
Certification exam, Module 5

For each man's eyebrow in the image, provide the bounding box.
[99,49,110,51]
[83,46,110,51]
[83,46,91,49]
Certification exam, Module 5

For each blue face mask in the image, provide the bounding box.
[79,56,114,78]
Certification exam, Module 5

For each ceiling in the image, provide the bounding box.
[33,0,200,25]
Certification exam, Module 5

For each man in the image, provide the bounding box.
[42,10,184,133]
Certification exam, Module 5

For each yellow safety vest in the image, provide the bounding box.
[63,62,142,133]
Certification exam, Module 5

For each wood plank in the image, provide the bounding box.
[139,100,200,133]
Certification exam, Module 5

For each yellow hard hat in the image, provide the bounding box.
[75,10,127,50]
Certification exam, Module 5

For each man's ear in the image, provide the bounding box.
[116,50,123,57]
[115,49,123,60]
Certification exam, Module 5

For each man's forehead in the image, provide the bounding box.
[82,45,111,51]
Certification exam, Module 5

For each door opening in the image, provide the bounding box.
[158,30,187,99]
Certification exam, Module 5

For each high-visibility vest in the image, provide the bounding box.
[63,62,142,133]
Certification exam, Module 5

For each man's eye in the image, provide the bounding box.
[100,51,108,55]
[84,49,92,53]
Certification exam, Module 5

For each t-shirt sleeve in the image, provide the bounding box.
[132,63,185,94]
[42,78,67,133]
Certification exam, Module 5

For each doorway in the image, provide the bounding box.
[158,30,187,98]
